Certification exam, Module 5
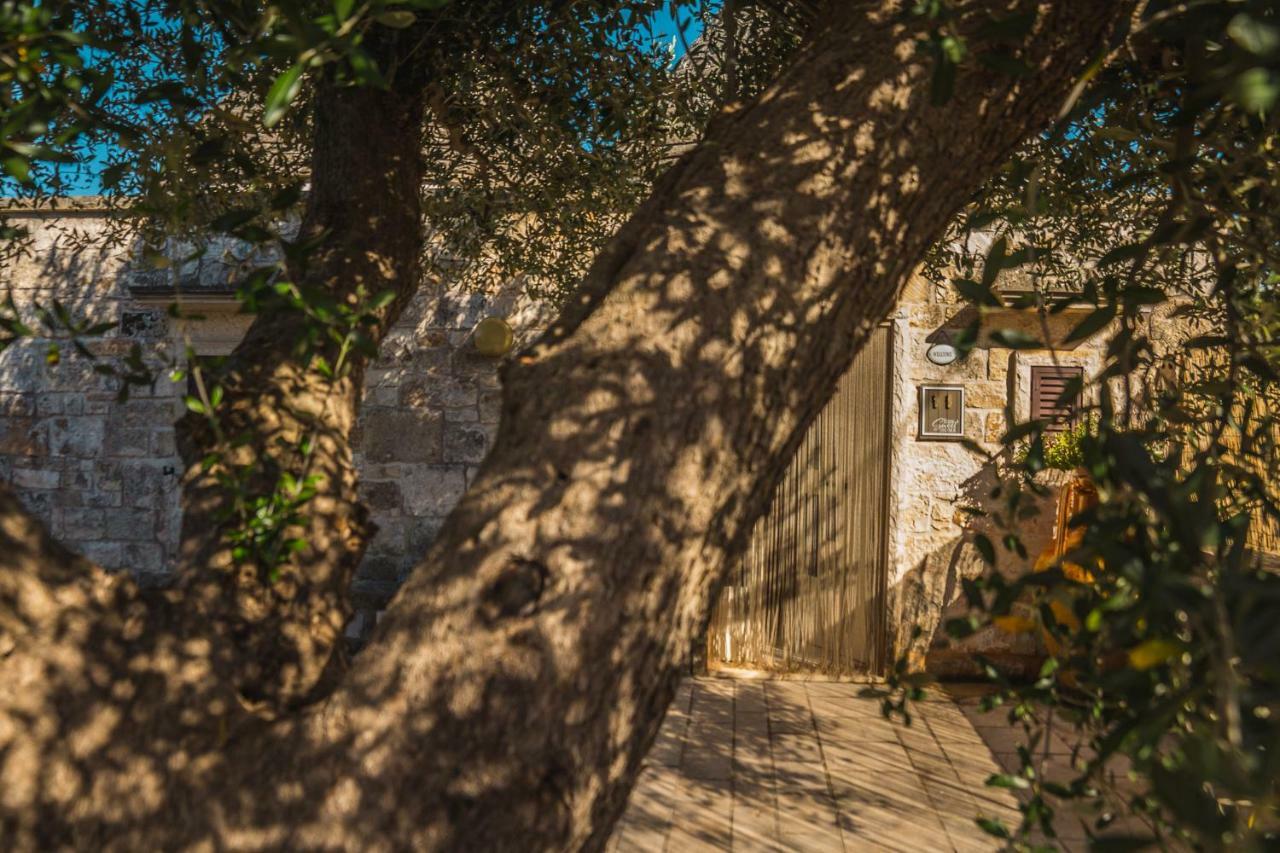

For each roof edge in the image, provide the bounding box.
[0,196,118,215]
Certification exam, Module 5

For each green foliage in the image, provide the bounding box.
[0,0,800,584]
[897,2,1280,849]
[14,1,1279,843]
[2,0,771,302]
[1013,418,1093,472]
[1042,421,1087,472]
[0,2,112,189]
[178,276,398,580]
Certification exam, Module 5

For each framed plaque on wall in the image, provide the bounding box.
[918,385,965,440]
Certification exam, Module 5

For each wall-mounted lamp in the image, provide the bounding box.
[473,316,514,358]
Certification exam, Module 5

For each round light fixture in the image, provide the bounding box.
[473,316,514,358]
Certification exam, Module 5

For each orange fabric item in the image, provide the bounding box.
[1035,473,1099,581]
[1034,473,1099,661]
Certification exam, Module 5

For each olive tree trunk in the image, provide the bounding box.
[0,1,1134,849]
[171,72,427,708]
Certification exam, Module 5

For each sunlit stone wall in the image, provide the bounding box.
[2,202,1171,665]
[0,202,550,638]
[885,269,1144,675]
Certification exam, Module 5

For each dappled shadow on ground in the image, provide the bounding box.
[946,682,1169,851]
[611,677,1155,852]
[609,676,1022,852]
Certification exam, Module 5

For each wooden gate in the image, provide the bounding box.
[707,325,893,676]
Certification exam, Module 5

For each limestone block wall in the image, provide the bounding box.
[4,203,1181,670]
[0,204,551,620]
[883,272,1128,675]
[0,202,186,583]
[348,279,552,615]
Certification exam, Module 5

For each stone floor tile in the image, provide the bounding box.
[766,699,813,721]
[776,830,844,853]
[958,704,1017,727]
[966,726,1030,756]
[733,735,774,764]
[615,677,1126,852]
[764,696,813,721]
[609,824,669,853]
[732,768,776,795]
[922,717,991,746]
[764,680,812,699]
[806,686,875,706]
[938,735,1003,761]
[736,683,769,713]
[699,677,737,696]
[771,730,823,759]
[669,777,733,845]
[648,718,689,767]
[735,724,771,753]
[732,773,777,804]
[814,716,901,743]
[731,807,783,852]
[948,830,1003,853]
[694,687,735,717]
[897,721,945,743]
[821,745,915,782]
[805,681,879,698]
[828,773,933,818]
[682,747,734,782]
[665,826,731,852]
[687,720,735,744]
[772,762,830,793]
[612,767,678,851]
[776,793,843,850]
[899,749,959,783]
[835,809,951,853]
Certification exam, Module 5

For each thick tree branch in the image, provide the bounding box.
[171,66,427,708]
[1,1,1137,848]
[304,1,1138,849]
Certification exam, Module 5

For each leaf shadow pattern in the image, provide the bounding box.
[0,0,1137,848]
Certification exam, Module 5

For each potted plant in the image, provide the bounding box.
[1024,419,1100,665]
[1035,419,1098,578]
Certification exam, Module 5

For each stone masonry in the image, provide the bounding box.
[0,200,551,632]
[4,199,1166,665]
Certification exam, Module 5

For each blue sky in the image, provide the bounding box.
[6,3,705,197]
[650,3,704,60]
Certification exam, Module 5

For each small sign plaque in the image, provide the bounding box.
[919,385,965,440]
[926,342,959,366]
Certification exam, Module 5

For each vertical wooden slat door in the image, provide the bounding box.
[707,325,893,677]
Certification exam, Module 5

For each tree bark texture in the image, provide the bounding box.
[0,1,1134,849]
[172,71,426,708]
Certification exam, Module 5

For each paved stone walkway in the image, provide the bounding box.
[610,677,1025,852]
[611,676,1157,851]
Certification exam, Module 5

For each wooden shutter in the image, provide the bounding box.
[1031,365,1082,431]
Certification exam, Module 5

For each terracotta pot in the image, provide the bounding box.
[1035,471,1100,662]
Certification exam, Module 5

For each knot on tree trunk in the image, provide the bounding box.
[479,558,550,624]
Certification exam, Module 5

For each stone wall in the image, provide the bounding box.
[346,273,552,625]
[883,272,1132,675]
[3,202,1177,669]
[0,203,550,633]
[1,202,184,582]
